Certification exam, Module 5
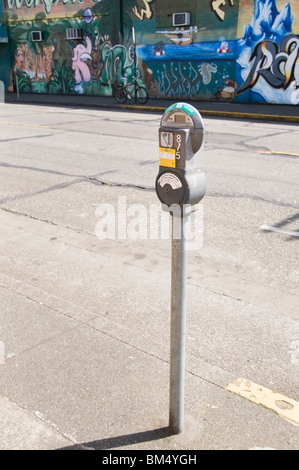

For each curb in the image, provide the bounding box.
[198,110,299,123]
[4,95,299,123]
[120,104,299,123]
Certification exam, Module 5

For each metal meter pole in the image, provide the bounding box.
[156,102,205,434]
[169,206,189,434]
[15,68,20,100]
[132,26,137,104]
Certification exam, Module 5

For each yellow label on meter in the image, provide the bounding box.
[159,147,176,168]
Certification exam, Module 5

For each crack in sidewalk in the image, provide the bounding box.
[0,174,154,206]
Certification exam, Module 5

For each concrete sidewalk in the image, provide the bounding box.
[5,91,299,123]
[0,208,222,451]
[0,206,298,450]
[0,97,298,451]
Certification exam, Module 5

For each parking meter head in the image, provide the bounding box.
[160,103,204,154]
[156,103,206,207]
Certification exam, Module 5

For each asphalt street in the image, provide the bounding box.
[0,98,298,450]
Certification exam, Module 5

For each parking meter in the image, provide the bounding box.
[156,102,206,208]
[155,103,206,434]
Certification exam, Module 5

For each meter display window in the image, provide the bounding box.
[175,114,187,123]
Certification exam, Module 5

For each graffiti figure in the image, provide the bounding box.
[154,42,165,57]
[199,63,217,84]
[8,43,54,92]
[72,36,92,93]
[87,49,103,80]
[217,41,230,54]
[158,62,202,97]
[210,0,234,22]
[132,0,154,20]
[219,78,237,98]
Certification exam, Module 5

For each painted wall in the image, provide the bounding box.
[137,0,241,101]
[135,0,299,105]
[2,0,140,95]
[1,0,299,105]
[0,0,10,88]
[236,0,299,104]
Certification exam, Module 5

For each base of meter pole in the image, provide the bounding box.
[169,206,190,435]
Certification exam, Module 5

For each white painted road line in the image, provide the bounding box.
[260,225,299,237]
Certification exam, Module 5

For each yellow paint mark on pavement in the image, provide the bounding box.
[226,378,299,426]
[0,121,49,129]
[258,150,299,157]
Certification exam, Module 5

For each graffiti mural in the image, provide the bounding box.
[236,0,299,104]
[1,0,298,104]
[137,1,239,100]
[8,42,55,92]
[3,0,148,96]
[5,0,102,16]
[237,35,299,93]
[210,0,235,22]
[9,29,142,96]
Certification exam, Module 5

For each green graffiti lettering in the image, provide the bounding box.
[42,0,53,14]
